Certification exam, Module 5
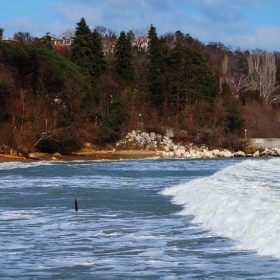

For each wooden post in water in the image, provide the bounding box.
[75,199,78,211]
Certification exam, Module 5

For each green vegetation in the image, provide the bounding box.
[71,18,107,80]
[0,28,4,41]
[1,18,280,154]
[114,31,135,87]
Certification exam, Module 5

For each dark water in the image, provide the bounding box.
[1,158,280,279]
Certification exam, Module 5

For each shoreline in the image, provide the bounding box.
[72,150,157,159]
[0,147,278,163]
[3,130,280,163]
[0,150,159,163]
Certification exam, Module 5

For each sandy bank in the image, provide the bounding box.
[0,150,158,163]
[72,150,157,159]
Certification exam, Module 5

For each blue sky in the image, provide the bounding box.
[1,0,280,51]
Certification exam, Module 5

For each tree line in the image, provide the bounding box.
[0,18,280,154]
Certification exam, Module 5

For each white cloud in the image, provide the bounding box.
[1,17,72,38]
[1,0,280,51]
[1,18,40,38]
[236,25,280,51]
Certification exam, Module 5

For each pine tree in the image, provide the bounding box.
[71,18,93,77]
[221,82,243,133]
[164,43,187,123]
[91,29,108,79]
[114,31,135,87]
[71,18,107,80]
[146,25,167,115]
[41,32,53,50]
[0,28,4,41]
[182,47,219,105]
[147,25,218,123]
[74,17,91,37]
[147,30,219,126]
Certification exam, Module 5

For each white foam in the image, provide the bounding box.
[161,158,280,257]
[0,161,54,170]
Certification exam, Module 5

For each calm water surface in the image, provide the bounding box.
[1,157,280,279]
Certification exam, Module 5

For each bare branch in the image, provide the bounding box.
[247,50,278,104]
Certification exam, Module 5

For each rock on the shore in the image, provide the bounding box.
[234,151,246,157]
[115,130,280,159]
[28,153,40,160]
[52,152,62,160]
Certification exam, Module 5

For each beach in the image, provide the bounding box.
[0,150,158,163]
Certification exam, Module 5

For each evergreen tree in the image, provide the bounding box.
[239,50,249,74]
[221,82,243,133]
[114,31,135,87]
[164,43,187,122]
[75,17,91,37]
[146,25,167,115]
[41,32,53,50]
[126,30,135,41]
[147,30,219,125]
[182,47,219,105]
[0,28,4,41]
[71,18,107,80]
[71,18,93,77]
[91,29,108,79]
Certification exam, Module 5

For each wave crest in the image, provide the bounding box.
[161,158,280,257]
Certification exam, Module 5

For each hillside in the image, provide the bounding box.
[1,18,280,155]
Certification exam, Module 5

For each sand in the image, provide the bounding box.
[0,150,158,163]
[72,150,157,159]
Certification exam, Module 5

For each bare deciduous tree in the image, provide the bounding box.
[102,29,117,59]
[94,26,107,38]
[131,27,149,52]
[13,32,33,44]
[163,32,176,49]
[247,50,278,104]
[61,29,75,39]
[221,72,250,98]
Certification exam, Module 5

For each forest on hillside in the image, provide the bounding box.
[1,18,280,155]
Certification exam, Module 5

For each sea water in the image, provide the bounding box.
[1,157,280,279]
